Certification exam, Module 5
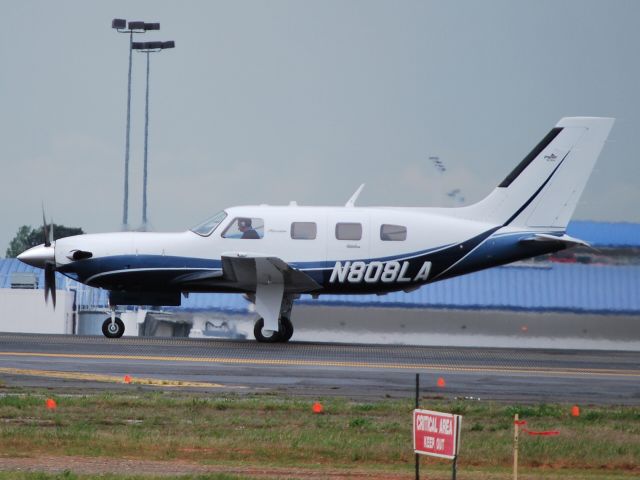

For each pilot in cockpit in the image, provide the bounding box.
[238,218,259,239]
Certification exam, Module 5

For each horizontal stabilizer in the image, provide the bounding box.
[519,233,590,248]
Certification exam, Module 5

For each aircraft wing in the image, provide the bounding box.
[173,254,320,294]
[221,254,321,293]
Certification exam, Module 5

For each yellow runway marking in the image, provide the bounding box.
[0,351,638,378]
[0,366,229,388]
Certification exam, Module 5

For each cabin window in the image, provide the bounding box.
[222,217,264,239]
[191,211,227,236]
[291,222,317,240]
[335,222,362,241]
[380,224,407,241]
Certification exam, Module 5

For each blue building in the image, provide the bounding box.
[2,221,639,316]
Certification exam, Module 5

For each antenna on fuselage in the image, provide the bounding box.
[345,184,365,208]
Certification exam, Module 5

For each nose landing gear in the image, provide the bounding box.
[102,308,125,338]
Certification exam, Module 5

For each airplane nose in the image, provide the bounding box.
[17,243,55,268]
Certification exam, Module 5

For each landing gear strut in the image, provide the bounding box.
[102,308,125,338]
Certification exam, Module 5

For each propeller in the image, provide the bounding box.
[41,207,56,308]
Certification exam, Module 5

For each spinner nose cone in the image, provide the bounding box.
[17,243,55,268]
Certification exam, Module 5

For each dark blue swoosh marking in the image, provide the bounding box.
[440,230,568,280]
[504,151,570,226]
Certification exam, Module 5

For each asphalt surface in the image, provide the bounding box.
[0,333,638,404]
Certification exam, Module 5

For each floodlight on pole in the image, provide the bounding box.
[111,18,160,231]
[132,40,175,231]
[111,19,126,29]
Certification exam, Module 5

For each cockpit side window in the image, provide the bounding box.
[191,211,227,236]
[222,217,264,239]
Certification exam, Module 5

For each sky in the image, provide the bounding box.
[1,1,639,256]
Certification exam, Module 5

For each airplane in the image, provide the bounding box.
[18,117,614,343]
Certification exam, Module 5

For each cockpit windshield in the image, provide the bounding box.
[190,211,227,236]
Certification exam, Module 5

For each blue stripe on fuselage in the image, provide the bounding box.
[58,255,222,287]
[57,228,566,293]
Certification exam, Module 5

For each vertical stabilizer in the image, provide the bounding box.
[461,117,614,229]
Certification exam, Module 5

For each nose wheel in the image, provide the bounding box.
[102,317,125,338]
[254,316,294,343]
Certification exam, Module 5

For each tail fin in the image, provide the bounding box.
[462,117,614,229]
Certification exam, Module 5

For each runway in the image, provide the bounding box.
[0,333,638,404]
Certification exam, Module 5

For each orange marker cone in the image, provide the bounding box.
[123,375,132,384]
[45,398,57,410]
[437,377,446,388]
[312,402,324,414]
[571,405,580,417]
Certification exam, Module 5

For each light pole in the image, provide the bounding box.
[111,19,160,231]
[131,41,175,231]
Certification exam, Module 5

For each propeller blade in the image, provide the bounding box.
[51,278,56,308]
[44,263,56,309]
[41,207,50,247]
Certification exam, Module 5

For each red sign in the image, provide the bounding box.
[413,409,462,459]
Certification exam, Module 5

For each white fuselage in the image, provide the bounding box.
[52,204,558,296]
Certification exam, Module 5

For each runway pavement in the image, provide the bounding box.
[0,333,638,404]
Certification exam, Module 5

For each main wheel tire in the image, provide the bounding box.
[102,317,125,338]
[253,318,283,343]
[279,317,294,342]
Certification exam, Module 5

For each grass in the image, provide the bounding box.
[0,475,246,480]
[0,390,638,478]
[0,471,635,480]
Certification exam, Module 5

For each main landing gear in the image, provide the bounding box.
[102,308,125,338]
[252,294,296,343]
[254,316,294,343]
